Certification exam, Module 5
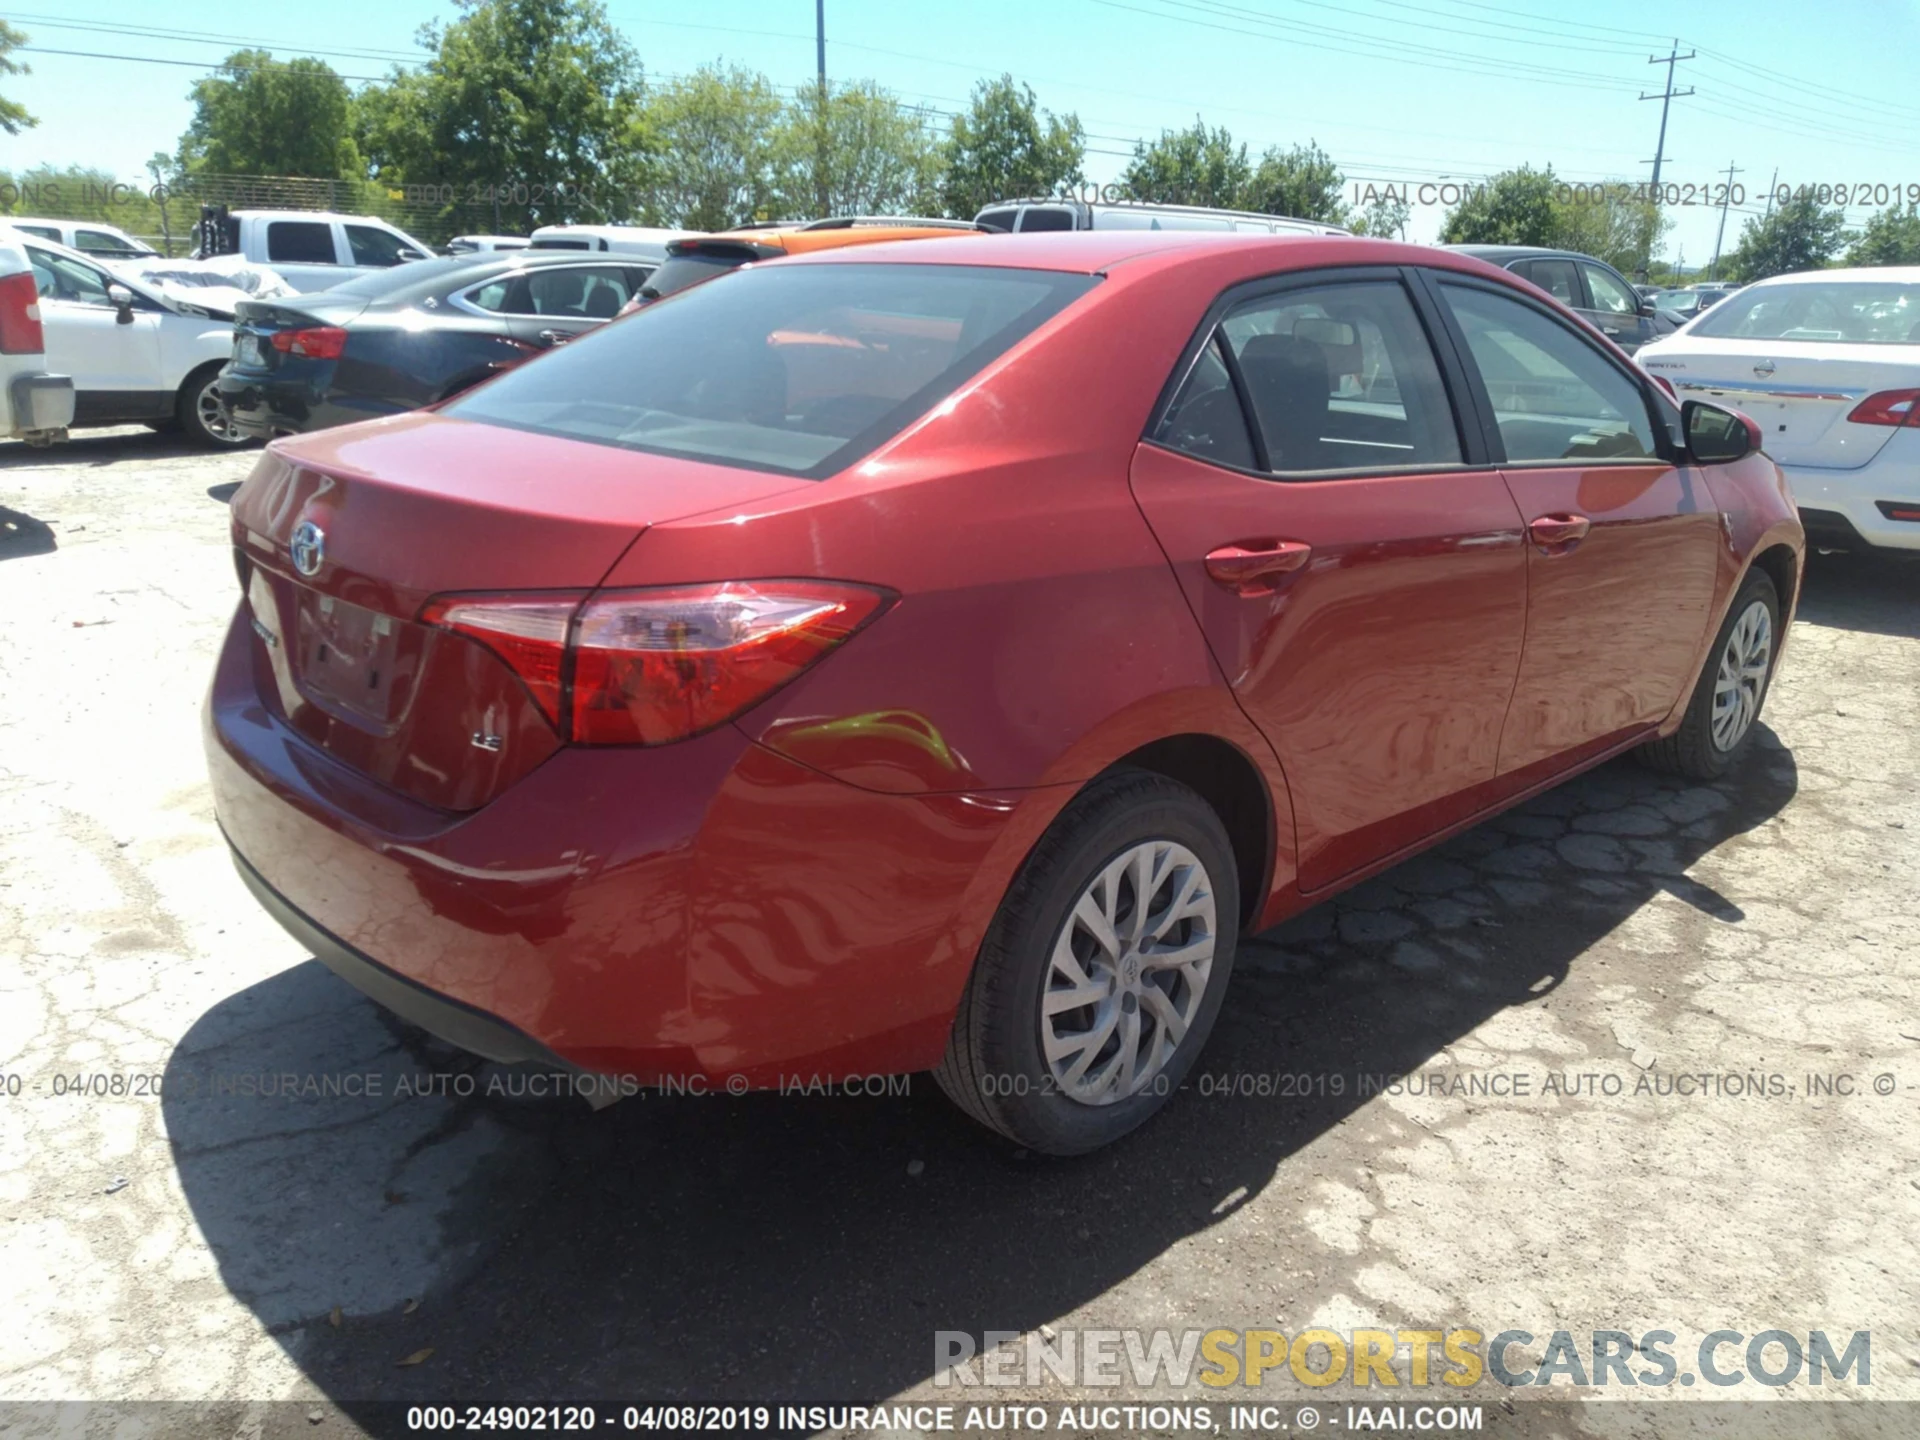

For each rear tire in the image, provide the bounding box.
[934,770,1239,1155]
[177,365,253,448]
[1639,569,1779,780]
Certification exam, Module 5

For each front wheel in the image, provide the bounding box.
[1639,568,1780,780]
[934,770,1239,1155]
[177,366,254,448]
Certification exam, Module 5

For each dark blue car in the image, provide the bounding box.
[215,251,654,439]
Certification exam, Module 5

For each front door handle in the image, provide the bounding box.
[537,328,569,347]
[1205,539,1312,593]
[1528,513,1592,550]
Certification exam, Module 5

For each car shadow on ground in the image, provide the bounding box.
[0,506,56,560]
[0,428,257,468]
[1795,547,1919,640]
[162,724,1798,1425]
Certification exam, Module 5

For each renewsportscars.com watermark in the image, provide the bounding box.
[935,1327,1870,1390]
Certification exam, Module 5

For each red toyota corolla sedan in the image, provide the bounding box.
[206,232,1803,1154]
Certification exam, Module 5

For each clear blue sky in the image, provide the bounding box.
[5,0,1918,266]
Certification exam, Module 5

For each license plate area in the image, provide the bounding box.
[294,590,405,728]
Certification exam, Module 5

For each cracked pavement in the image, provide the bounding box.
[1,430,1916,1437]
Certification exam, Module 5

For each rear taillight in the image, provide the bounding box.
[1648,373,1677,400]
[0,271,45,355]
[271,326,349,360]
[421,581,890,745]
[1846,389,1920,427]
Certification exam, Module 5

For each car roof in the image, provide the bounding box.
[697,224,984,255]
[1442,244,1594,263]
[1742,265,1920,286]
[776,230,1511,282]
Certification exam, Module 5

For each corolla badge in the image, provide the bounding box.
[1752,359,1776,379]
[290,521,325,577]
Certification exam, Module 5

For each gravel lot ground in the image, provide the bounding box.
[1,430,1916,1439]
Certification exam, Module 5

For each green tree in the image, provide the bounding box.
[638,64,785,229]
[1121,119,1249,208]
[178,51,362,179]
[1439,165,1559,246]
[1845,202,1920,267]
[359,0,648,232]
[0,21,33,136]
[772,81,944,220]
[1241,141,1346,223]
[1351,192,1411,240]
[1723,193,1848,281]
[1549,182,1668,274]
[938,75,1084,221]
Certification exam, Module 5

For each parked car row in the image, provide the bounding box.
[206,226,1806,1155]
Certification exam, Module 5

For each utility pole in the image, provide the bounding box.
[1708,160,1742,281]
[814,0,830,219]
[1638,39,1695,280]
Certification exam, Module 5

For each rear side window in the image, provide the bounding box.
[975,208,1019,233]
[447,263,1098,477]
[1156,340,1254,470]
[1162,280,1461,474]
[1439,283,1657,463]
[267,221,337,264]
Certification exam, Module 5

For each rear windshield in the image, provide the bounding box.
[446,262,1098,477]
[1689,281,1920,345]
[641,250,756,300]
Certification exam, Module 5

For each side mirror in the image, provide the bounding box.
[1637,298,1658,317]
[1683,399,1759,465]
[106,283,136,324]
[395,248,428,262]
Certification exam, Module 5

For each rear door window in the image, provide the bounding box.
[1439,283,1658,463]
[1515,258,1580,307]
[447,262,1098,477]
[522,265,632,319]
[974,208,1019,233]
[1016,206,1075,232]
[266,221,339,265]
[1196,280,1463,474]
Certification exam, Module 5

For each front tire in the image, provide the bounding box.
[934,770,1240,1155]
[177,366,253,448]
[1639,568,1780,780]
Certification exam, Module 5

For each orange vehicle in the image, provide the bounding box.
[618,217,980,314]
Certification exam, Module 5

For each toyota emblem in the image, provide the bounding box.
[290,521,325,577]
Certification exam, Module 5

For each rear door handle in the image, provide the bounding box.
[1205,539,1312,593]
[537,329,569,347]
[1528,513,1592,550]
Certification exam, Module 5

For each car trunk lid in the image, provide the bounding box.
[1650,338,1916,469]
[230,411,814,809]
[229,295,372,374]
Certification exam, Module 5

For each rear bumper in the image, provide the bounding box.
[7,371,75,438]
[216,371,408,439]
[1783,435,1920,552]
[205,604,1042,1083]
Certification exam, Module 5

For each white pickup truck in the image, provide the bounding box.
[190,208,437,292]
[0,232,75,446]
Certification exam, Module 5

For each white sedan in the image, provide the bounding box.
[1636,266,1920,552]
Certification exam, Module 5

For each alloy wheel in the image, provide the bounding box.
[1041,839,1217,1105]
[1711,598,1772,751]
[198,380,248,445]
